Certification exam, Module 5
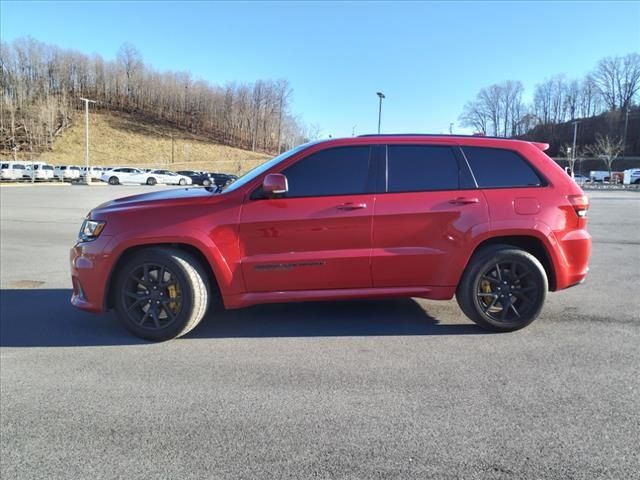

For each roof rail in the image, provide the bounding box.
[357,133,517,140]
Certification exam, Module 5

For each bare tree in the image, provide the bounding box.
[585,135,624,179]
[1,38,309,157]
[592,53,640,111]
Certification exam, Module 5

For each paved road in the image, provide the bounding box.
[1,186,639,479]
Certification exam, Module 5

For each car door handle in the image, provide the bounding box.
[449,197,480,205]
[337,202,367,210]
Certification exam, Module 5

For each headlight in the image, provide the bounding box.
[78,219,106,242]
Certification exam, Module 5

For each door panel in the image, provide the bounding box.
[239,195,374,292]
[371,190,489,287]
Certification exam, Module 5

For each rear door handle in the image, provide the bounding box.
[337,202,367,210]
[449,197,480,205]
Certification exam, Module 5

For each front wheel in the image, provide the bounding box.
[108,176,119,185]
[456,245,548,332]
[202,179,211,187]
[113,247,210,341]
[146,177,157,186]
[179,178,187,186]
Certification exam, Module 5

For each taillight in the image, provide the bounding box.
[568,194,589,218]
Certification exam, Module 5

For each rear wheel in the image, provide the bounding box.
[146,177,157,186]
[202,179,211,187]
[108,176,119,185]
[113,247,210,341]
[456,245,547,332]
[179,178,187,186]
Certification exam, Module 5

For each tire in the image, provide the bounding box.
[179,178,187,186]
[113,247,210,341]
[108,176,119,185]
[456,245,548,332]
[203,179,211,187]
[146,177,157,186]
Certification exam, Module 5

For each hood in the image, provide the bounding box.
[93,187,220,215]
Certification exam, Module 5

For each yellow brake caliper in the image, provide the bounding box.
[167,284,180,313]
[480,279,492,308]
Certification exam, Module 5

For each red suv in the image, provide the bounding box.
[70,135,591,340]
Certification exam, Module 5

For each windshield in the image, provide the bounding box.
[222,141,318,193]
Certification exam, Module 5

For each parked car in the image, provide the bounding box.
[572,174,588,185]
[100,167,144,185]
[54,165,81,182]
[128,169,192,186]
[25,162,55,181]
[0,162,27,181]
[209,172,237,189]
[176,170,214,186]
[71,135,592,341]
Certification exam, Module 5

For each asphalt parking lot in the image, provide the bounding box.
[1,185,639,479]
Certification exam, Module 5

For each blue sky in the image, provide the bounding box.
[1,1,639,137]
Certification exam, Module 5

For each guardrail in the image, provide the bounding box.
[582,184,640,191]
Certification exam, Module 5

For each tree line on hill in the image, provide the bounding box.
[458,53,640,157]
[0,38,315,157]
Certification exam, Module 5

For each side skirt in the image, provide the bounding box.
[223,286,456,309]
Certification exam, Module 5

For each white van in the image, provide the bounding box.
[623,168,640,185]
[25,162,55,181]
[80,166,104,181]
[54,165,82,181]
[0,162,27,181]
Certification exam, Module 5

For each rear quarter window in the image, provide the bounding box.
[462,146,543,188]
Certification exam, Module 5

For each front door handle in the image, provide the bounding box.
[337,202,367,210]
[449,197,480,205]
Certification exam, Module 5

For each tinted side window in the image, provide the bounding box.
[387,145,459,192]
[282,146,372,197]
[462,147,543,188]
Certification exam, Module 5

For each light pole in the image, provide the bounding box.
[571,121,579,177]
[376,92,385,134]
[449,123,454,134]
[80,97,96,184]
[622,107,630,159]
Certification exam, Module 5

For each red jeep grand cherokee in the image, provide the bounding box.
[70,135,591,340]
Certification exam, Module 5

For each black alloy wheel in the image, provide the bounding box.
[456,245,548,331]
[121,263,183,330]
[475,261,541,325]
[113,248,211,341]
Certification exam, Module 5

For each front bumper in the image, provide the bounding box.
[70,236,113,313]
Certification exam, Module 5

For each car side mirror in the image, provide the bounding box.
[262,173,288,197]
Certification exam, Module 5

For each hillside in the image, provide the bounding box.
[519,107,639,157]
[11,111,271,174]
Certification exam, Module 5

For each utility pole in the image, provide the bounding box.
[376,92,385,134]
[79,97,96,184]
[352,125,357,136]
[171,134,175,164]
[622,107,630,159]
[449,123,454,135]
[571,121,579,178]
